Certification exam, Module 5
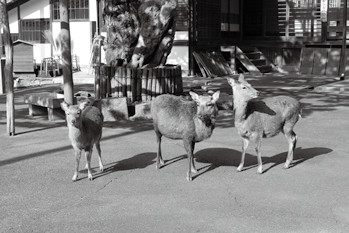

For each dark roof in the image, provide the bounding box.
[7,0,30,11]
[13,39,33,46]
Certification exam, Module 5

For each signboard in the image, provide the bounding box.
[321,0,328,22]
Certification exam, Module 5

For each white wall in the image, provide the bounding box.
[166,46,188,72]
[52,21,92,68]
[166,31,189,72]
[89,0,97,22]
[33,44,52,64]
[8,8,18,33]
[20,0,50,19]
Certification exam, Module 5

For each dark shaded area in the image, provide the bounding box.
[194,146,332,179]
[91,152,157,180]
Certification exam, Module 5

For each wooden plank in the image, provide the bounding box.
[147,69,153,101]
[126,68,132,102]
[312,48,328,75]
[326,48,341,76]
[141,69,148,102]
[136,69,142,101]
[300,47,315,74]
[193,52,209,77]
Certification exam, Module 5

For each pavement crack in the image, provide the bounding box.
[96,179,113,193]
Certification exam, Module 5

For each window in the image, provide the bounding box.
[221,0,240,33]
[20,19,50,43]
[52,0,89,20]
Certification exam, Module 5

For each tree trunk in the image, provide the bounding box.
[128,0,177,68]
[103,0,177,68]
[60,0,74,105]
[0,0,15,136]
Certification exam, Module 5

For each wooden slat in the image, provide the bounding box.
[326,48,341,76]
[300,48,314,74]
[312,48,328,75]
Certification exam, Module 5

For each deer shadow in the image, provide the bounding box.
[85,152,157,180]
[193,146,333,180]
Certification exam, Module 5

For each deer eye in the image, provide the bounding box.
[242,86,247,89]
[207,103,213,107]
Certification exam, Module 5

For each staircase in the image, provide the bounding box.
[235,46,275,74]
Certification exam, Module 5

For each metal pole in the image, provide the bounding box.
[341,0,348,78]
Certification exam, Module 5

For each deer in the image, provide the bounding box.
[151,91,220,181]
[227,74,301,174]
[61,101,104,181]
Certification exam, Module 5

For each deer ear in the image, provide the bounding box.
[227,78,236,86]
[238,74,245,82]
[189,91,199,102]
[60,101,69,112]
[212,90,220,103]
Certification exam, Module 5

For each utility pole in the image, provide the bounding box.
[340,0,348,78]
[0,0,15,136]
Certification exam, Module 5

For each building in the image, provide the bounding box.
[1,0,348,76]
[2,0,99,72]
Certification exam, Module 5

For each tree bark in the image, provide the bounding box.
[128,0,177,68]
[103,0,140,66]
[60,0,74,104]
[0,0,15,136]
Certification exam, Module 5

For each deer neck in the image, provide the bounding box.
[67,122,84,140]
[233,97,249,122]
[193,112,216,142]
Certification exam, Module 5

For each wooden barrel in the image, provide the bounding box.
[97,65,183,103]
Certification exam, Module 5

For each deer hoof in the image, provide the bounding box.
[236,166,243,172]
[283,164,290,169]
[72,173,78,182]
[257,167,263,174]
[187,173,192,182]
[88,173,93,181]
[99,164,104,172]
[191,168,198,173]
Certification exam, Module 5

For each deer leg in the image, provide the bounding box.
[72,149,81,182]
[237,137,249,172]
[191,141,198,173]
[284,131,297,169]
[95,142,104,172]
[85,148,93,181]
[254,137,263,174]
[184,139,194,181]
[156,131,165,169]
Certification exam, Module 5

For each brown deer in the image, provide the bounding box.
[61,101,104,181]
[151,91,220,181]
[227,74,301,174]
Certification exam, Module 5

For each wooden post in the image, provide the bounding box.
[60,0,74,104]
[0,0,15,136]
[340,0,348,77]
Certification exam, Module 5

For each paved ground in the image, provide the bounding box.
[0,72,349,233]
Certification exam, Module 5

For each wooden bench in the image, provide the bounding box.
[24,92,74,121]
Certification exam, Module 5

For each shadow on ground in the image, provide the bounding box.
[193,146,333,180]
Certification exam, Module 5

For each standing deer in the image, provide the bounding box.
[151,91,220,181]
[227,74,301,174]
[61,101,104,181]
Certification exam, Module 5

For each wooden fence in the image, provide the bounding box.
[96,65,183,103]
